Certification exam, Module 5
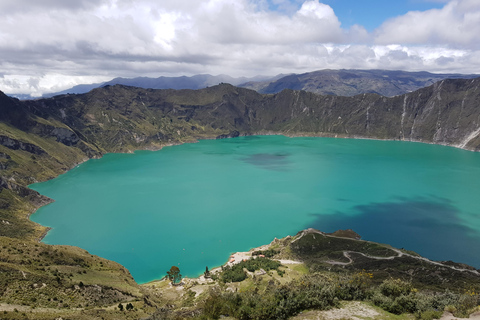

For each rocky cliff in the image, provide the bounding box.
[1,78,480,240]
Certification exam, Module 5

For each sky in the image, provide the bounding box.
[1,0,479,97]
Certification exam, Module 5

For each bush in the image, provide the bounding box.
[430,290,459,311]
[336,272,373,300]
[379,278,414,298]
[444,305,457,313]
[252,249,279,258]
[242,257,281,272]
[416,310,443,320]
[394,293,418,313]
[200,275,340,319]
[220,265,246,283]
[219,257,281,283]
[372,279,420,314]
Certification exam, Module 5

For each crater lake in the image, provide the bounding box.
[30,136,480,283]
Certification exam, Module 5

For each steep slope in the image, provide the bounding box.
[1,78,480,241]
[240,69,479,97]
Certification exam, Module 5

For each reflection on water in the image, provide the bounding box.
[241,153,291,171]
[310,196,480,266]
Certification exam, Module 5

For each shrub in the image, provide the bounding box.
[219,257,281,283]
[252,249,279,258]
[220,265,246,283]
[336,272,373,300]
[444,305,457,313]
[379,278,414,298]
[416,310,443,320]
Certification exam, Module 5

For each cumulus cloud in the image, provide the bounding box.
[0,0,102,14]
[0,0,480,95]
[375,0,480,49]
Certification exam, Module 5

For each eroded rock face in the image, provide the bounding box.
[50,127,79,146]
[0,135,45,155]
[12,78,480,152]
[0,152,11,159]
[29,122,80,146]
[216,130,240,139]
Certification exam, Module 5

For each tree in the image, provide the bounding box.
[204,266,210,278]
[167,266,182,284]
[118,303,124,311]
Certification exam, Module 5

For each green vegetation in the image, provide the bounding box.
[191,273,480,320]
[146,230,480,319]
[0,236,144,306]
[286,230,480,292]
[0,235,161,319]
[218,258,282,283]
[167,266,182,284]
[251,248,279,258]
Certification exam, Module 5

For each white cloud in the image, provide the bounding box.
[1,0,480,96]
[0,74,112,97]
[375,0,480,49]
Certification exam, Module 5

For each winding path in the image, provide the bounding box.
[325,248,480,276]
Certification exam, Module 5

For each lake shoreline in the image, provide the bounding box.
[28,133,480,285]
[31,132,475,244]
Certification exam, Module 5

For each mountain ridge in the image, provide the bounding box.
[1,78,480,318]
[239,69,480,97]
[7,69,478,100]
[11,74,274,100]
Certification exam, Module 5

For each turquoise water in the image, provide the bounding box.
[30,136,480,283]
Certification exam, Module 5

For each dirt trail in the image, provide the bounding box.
[324,244,480,276]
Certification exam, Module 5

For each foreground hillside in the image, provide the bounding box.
[1,228,479,319]
[118,229,480,319]
[1,78,480,318]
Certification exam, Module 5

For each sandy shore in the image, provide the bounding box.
[172,237,301,287]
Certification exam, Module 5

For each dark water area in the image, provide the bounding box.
[311,196,480,265]
[30,136,480,283]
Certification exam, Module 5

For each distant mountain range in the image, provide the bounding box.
[239,69,480,97]
[40,74,275,98]
[7,69,479,100]
[7,74,275,100]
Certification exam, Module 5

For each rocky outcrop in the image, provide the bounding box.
[49,127,79,145]
[0,152,10,159]
[216,130,240,139]
[0,176,8,191]
[0,135,45,154]
[0,153,11,171]
[0,176,49,202]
